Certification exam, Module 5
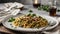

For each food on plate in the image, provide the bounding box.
[29,10,33,13]
[8,14,48,28]
[8,17,15,22]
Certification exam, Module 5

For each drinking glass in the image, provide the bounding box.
[32,0,41,8]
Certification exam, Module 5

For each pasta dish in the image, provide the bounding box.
[11,14,48,28]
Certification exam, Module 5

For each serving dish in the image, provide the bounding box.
[2,14,59,32]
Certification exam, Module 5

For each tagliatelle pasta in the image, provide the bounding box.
[12,15,48,28]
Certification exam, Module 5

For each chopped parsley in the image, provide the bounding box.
[27,13,36,17]
[27,13,31,16]
[31,14,36,17]
[29,10,33,13]
[38,5,49,12]
[38,6,42,10]
[57,9,60,12]
[8,17,15,22]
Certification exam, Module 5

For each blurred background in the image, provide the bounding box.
[0,0,55,5]
[0,0,60,6]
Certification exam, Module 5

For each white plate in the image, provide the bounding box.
[2,14,59,32]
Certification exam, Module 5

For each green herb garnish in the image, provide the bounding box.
[29,10,33,13]
[31,14,36,17]
[27,13,31,16]
[42,5,49,11]
[28,10,36,17]
[38,5,49,12]
[8,17,15,22]
[27,13,36,17]
[38,6,42,10]
[58,9,60,12]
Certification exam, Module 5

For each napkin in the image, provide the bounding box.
[4,3,13,8]
[4,2,24,16]
[4,2,24,12]
[10,9,20,16]
[4,2,24,9]
[0,2,23,23]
